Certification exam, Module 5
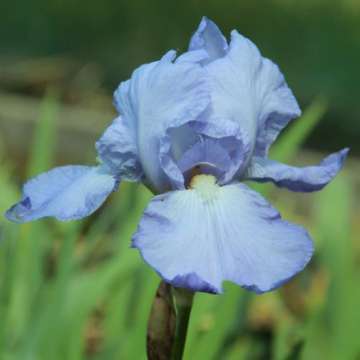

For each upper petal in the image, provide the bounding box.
[205,31,300,163]
[132,178,313,294]
[253,58,301,157]
[113,51,210,193]
[5,165,117,223]
[188,17,228,65]
[246,148,349,192]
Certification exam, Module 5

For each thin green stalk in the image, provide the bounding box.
[171,287,194,360]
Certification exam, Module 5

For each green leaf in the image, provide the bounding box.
[27,89,58,177]
[270,97,327,163]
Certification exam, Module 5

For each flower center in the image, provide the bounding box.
[189,174,219,201]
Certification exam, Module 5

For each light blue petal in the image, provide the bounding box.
[253,60,301,157]
[189,17,228,64]
[205,30,300,165]
[159,119,250,189]
[177,137,233,182]
[5,165,117,223]
[246,148,349,192]
[113,51,210,193]
[132,181,313,294]
[176,49,209,64]
[96,116,143,182]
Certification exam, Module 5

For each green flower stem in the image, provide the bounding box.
[171,287,195,360]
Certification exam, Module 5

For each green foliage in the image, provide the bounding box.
[0,96,358,359]
[270,98,328,163]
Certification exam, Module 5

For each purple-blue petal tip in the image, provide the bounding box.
[170,273,221,294]
[5,197,32,224]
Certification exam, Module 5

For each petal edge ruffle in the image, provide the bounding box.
[96,116,143,182]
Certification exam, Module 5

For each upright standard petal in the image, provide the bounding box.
[246,148,349,192]
[5,165,117,223]
[188,17,228,64]
[205,31,300,162]
[113,51,210,193]
[132,176,313,294]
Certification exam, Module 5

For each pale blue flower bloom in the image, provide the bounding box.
[6,18,348,294]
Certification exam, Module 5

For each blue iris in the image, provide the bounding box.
[6,17,348,294]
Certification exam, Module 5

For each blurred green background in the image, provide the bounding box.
[0,1,359,359]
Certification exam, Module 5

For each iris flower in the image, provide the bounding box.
[6,18,348,294]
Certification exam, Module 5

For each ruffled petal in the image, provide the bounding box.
[253,58,301,157]
[205,31,300,162]
[113,51,210,193]
[188,17,228,64]
[5,165,117,223]
[96,116,143,182]
[246,148,349,192]
[132,179,313,294]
